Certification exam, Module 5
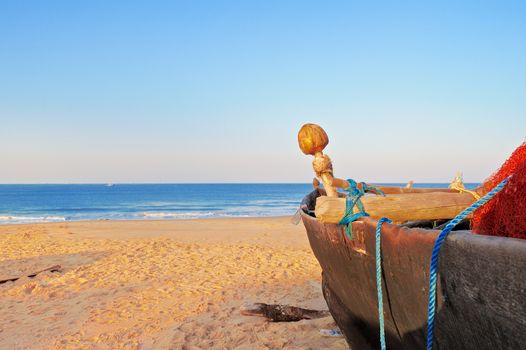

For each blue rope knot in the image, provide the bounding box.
[339,179,385,239]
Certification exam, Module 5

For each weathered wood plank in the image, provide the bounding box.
[315,192,475,223]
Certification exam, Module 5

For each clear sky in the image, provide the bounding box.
[1,1,524,183]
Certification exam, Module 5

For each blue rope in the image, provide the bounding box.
[376,217,392,350]
[426,176,511,350]
[339,179,385,239]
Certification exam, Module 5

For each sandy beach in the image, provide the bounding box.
[0,217,347,350]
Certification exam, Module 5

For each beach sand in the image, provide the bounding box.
[0,217,348,349]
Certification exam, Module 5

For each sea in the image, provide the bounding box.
[0,183,479,225]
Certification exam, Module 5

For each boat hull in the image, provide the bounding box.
[300,190,526,350]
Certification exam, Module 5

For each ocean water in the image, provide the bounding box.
[0,183,479,224]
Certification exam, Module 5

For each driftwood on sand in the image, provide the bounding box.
[0,265,62,284]
[240,303,330,322]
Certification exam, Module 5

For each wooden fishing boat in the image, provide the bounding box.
[300,188,526,350]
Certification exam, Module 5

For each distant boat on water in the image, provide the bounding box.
[106,183,114,187]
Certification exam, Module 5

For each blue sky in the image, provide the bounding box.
[1,1,524,183]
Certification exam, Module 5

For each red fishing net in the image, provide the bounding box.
[471,141,526,239]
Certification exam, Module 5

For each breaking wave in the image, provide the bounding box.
[0,215,66,224]
[140,211,215,219]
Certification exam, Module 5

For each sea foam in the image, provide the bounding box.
[0,215,66,224]
[140,211,215,219]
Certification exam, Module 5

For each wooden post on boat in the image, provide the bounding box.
[297,123,481,223]
[297,124,339,197]
[297,124,354,197]
[297,124,459,196]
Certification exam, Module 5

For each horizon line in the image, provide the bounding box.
[0,181,482,185]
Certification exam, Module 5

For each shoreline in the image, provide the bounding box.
[0,216,346,349]
[0,214,293,225]
[0,215,297,228]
